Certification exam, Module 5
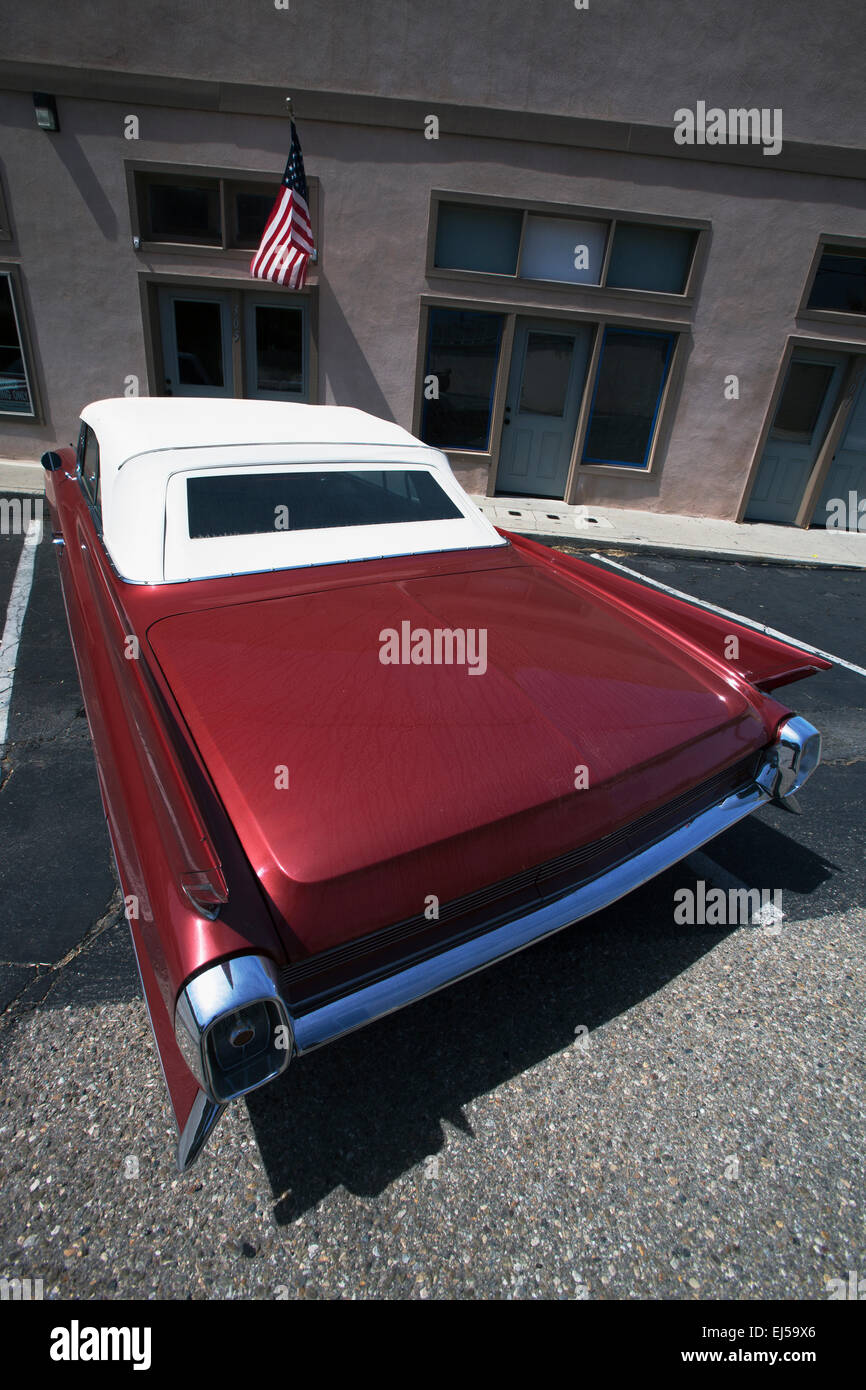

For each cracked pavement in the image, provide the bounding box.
[0,521,863,1299]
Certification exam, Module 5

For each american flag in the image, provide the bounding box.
[250,121,315,288]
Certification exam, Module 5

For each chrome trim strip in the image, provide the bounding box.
[774,715,822,800]
[289,717,822,1055]
[176,1089,226,1172]
[290,778,772,1055]
[754,715,823,802]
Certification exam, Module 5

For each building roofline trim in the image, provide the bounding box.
[1,58,863,181]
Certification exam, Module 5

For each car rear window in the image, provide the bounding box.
[186,469,463,538]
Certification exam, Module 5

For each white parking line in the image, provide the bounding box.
[0,521,41,753]
[590,552,866,680]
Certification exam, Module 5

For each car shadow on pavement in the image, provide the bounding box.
[711,788,843,909]
[247,822,835,1223]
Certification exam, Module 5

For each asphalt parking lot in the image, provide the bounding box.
[0,508,863,1300]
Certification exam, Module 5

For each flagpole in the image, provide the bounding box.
[284,94,316,265]
[250,93,315,282]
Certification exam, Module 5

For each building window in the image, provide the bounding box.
[244,299,306,398]
[131,166,319,258]
[770,360,838,442]
[420,307,505,451]
[171,297,226,388]
[434,204,522,276]
[432,198,700,296]
[230,187,278,250]
[520,215,608,286]
[145,177,221,245]
[806,245,866,315]
[519,331,575,415]
[606,223,696,294]
[0,271,36,417]
[582,328,675,468]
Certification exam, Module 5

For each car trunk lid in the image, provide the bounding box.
[148,559,772,957]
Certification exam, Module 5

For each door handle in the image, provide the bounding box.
[504,405,512,426]
[164,379,173,396]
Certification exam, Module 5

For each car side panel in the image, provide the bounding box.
[46,460,286,1129]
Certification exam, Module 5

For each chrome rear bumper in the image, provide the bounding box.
[293,772,766,1054]
[289,716,820,1054]
[177,715,821,1168]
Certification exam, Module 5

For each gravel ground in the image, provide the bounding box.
[1,886,862,1300]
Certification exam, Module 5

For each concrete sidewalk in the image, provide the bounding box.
[471,494,866,569]
[0,459,44,493]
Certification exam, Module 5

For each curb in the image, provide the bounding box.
[522,530,866,572]
[0,465,44,496]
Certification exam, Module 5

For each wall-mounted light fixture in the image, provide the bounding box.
[33,92,60,132]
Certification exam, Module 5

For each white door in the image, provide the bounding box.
[158,287,233,398]
[242,297,309,400]
[813,365,866,526]
[496,319,592,499]
[746,352,846,523]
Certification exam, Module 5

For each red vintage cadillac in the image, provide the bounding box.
[43,398,827,1169]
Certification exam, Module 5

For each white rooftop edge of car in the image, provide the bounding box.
[79,398,505,584]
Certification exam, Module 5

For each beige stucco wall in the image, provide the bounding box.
[1,74,865,517]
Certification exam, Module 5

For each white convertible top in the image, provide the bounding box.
[81,398,430,464]
[78,398,504,583]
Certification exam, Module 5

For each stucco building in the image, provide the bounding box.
[1,0,864,526]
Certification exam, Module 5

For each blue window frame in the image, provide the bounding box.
[582,328,675,469]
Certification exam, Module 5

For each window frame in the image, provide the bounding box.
[77,423,101,508]
[0,265,42,422]
[412,293,688,497]
[425,190,708,304]
[74,421,105,532]
[798,233,866,323]
[126,161,320,270]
